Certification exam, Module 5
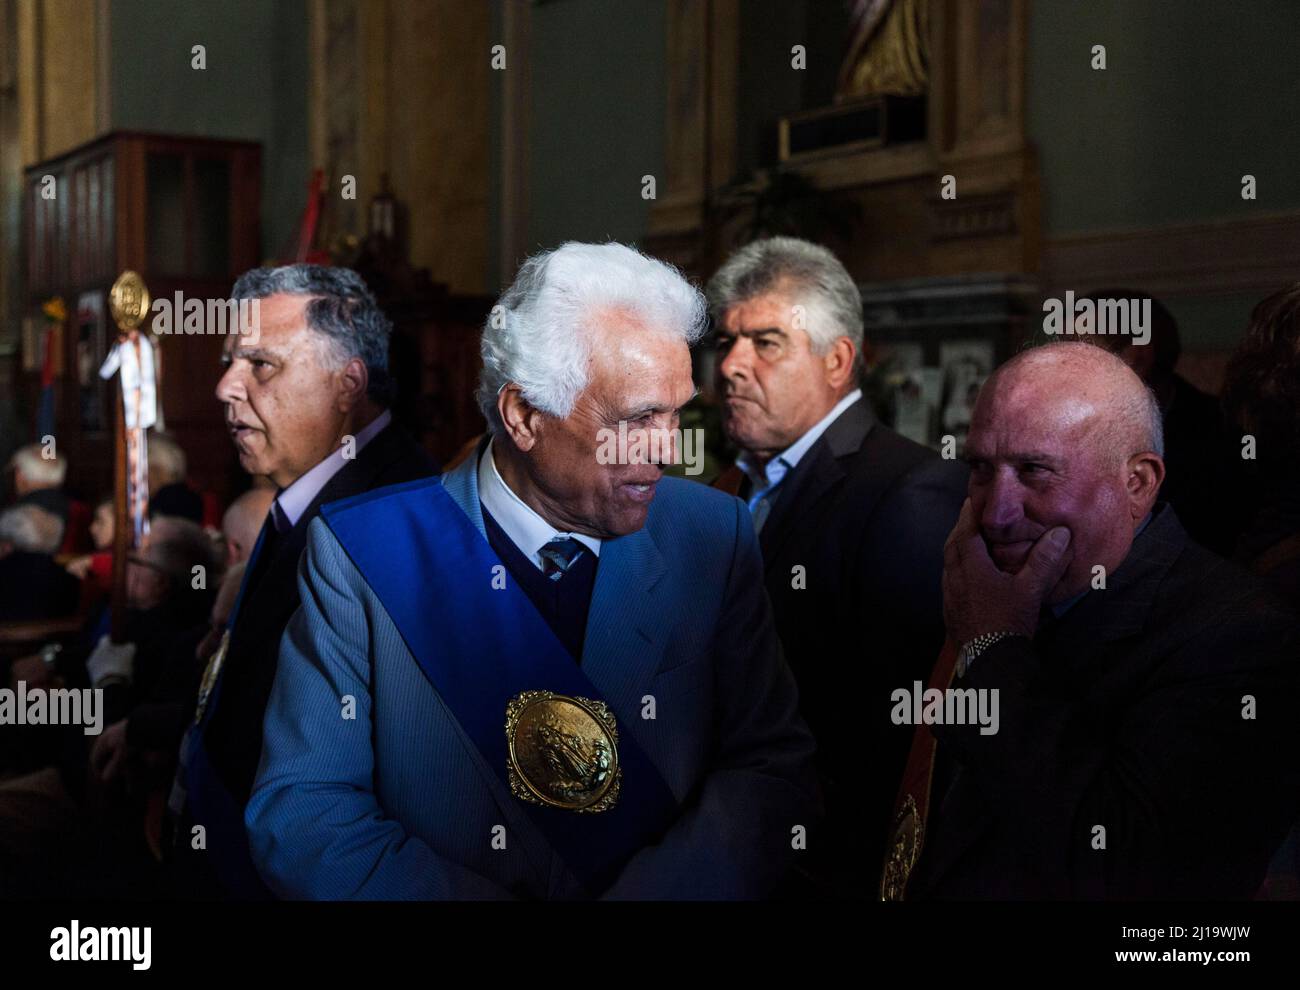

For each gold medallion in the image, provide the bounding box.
[109,270,151,331]
[505,690,620,812]
[880,793,922,901]
[193,629,231,725]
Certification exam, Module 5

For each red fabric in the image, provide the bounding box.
[712,464,744,496]
[39,323,56,388]
[60,499,92,555]
[89,550,112,584]
[76,550,114,613]
[200,489,222,529]
[881,637,962,899]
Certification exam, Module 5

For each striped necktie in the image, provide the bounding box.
[538,535,585,582]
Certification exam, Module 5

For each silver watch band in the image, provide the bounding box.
[956,631,1020,676]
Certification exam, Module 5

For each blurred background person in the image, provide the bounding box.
[0,502,78,622]
[1223,282,1300,901]
[0,518,222,897]
[219,487,276,568]
[6,442,69,525]
[64,496,115,612]
[1081,289,1242,555]
[1222,282,1300,610]
[147,432,205,525]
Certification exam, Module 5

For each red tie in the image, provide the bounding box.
[880,636,963,901]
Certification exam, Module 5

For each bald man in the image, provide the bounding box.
[221,488,276,567]
[886,342,1300,900]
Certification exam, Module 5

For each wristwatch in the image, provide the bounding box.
[39,642,62,671]
[955,631,1022,677]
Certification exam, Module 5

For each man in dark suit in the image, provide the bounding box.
[891,341,1300,900]
[168,265,437,897]
[1083,289,1243,555]
[707,236,967,892]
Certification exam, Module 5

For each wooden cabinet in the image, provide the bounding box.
[388,292,492,466]
[23,132,261,505]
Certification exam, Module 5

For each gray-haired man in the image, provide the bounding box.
[709,236,967,892]
[170,265,437,897]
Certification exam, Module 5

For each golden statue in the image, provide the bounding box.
[837,0,930,101]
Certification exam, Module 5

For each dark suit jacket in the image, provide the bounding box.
[911,504,1300,900]
[1160,374,1241,555]
[737,398,968,886]
[198,420,437,808]
[15,488,69,523]
[0,549,80,622]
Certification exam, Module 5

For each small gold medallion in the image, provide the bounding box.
[880,794,922,901]
[193,629,231,725]
[505,690,620,813]
[109,270,151,331]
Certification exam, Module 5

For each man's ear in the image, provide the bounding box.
[497,385,543,453]
[337,357,369,411]
[1126,451,1165,518]
[823,336,858,391]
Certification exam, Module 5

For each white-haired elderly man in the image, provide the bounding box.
[8,443,70,525]
[247,242,820,900]
[708,236,968,893]
[0,503,79,621]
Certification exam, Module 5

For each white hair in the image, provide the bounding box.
[9,444,67,486]
[706,236,865,368]
[148,431,187,485]
[0,503,65,554]
[476,241,707,434]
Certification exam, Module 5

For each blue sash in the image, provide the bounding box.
[320,478,678,892]
[179,518,278,899]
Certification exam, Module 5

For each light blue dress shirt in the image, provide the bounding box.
[735,389,863,532]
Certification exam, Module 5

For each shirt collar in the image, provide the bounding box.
[274,409,391,530]
[1050,510,1155,617]
[736,389,863,493]
[477,437,602,571]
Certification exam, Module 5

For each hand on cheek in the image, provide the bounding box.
[943,499,1075,643]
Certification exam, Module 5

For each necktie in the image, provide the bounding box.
[881,637,963,900]
[538,536,584,582]
[233,503,286,625]
[255,501,288,566]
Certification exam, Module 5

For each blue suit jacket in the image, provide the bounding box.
[245,449,820,899]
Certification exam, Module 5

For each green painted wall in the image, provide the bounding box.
[1028,0,1300,353]
[525,0,666,252]
[110,0,308,263]
[1028,0,1300,234]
